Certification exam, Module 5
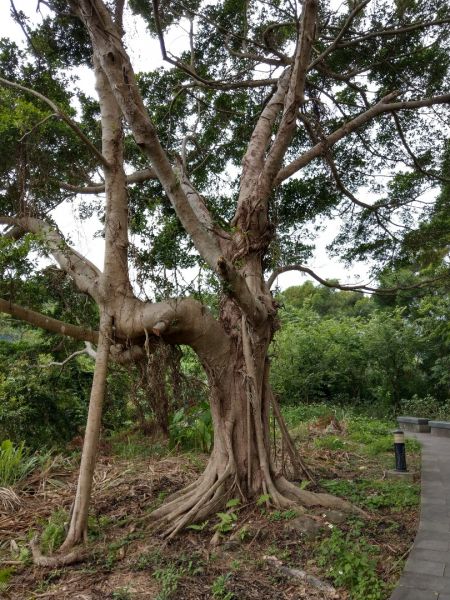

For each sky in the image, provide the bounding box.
[0,0,375,293]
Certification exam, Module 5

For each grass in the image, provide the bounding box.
[321,478,420,510]
[0,439,40,487]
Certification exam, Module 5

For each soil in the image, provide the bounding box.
[0,422,420,600]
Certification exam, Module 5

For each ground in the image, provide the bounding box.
[1,408,421,599]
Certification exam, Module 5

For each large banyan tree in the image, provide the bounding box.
[0,0,449,557]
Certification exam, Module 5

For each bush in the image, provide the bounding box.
[400,394,450,420]
[169,402,212,453]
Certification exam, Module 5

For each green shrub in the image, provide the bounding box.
[316,528,385,600]
[40,509,68,554]
[0,439,39,486]
[400,394,450,420]
[169,402,212,453]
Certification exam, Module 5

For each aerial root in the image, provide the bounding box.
[30,536,87,567]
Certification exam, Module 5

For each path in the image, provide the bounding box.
[390,432,450,600]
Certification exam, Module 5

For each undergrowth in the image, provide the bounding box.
[321,479,419,510]
[316,526,385,600]
[0,439,40,486]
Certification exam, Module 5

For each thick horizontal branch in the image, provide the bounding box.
[0,77,109,168]
[58,167,157,194]
[276,92,450,184]
[0,298,99,343]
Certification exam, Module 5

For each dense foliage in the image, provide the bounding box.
[271,282,450,412]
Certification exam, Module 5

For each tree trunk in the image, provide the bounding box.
[60,312,112,551]
[151,301,357,537]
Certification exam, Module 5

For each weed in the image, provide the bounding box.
[314,436,347,451]
[316,528,384,600]
[112,587,132,600]
[321,478,419,510]
[0,567,13,593]
[133,548,163,571]
[0,440,39,486]
[110,432,166,459]
[40,509,68,554]
[211,573,234,599]
[265,544,291,561]
[169,402,212,453]
[153,564,185,600]
[268,509,297,522]
[104,531,145,570]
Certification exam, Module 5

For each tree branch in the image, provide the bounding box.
[267,264,449,294]
[309,0,370,69]
[391,112,450,183]
[276,92,450,184]
[333,17,450,50]
[0,77,110,168]
[0,216,101,300]
[58,167,157,194]
[0,298,99,343]
[263,0,318,184]
[45,342,96,368]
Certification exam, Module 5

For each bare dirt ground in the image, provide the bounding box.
[0,423,420,600]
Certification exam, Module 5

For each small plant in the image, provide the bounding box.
[256,493,270,507]
[316,528,385,600]
[112,587,132,600]
[40,509,68,554]
[214,511,237,534]
[169,402,212,453]
[187,520,209,531]
[268,509,297,522]
[0,440,39,486]
[211,573,234,599]
[153,564,185,600]
[0,567,13,593]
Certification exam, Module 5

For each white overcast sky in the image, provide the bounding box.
[0,0,376,292]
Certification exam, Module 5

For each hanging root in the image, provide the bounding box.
[30,536,87,567]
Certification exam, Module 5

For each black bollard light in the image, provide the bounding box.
[393,429,407,472]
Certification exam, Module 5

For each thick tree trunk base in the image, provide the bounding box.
[150,453,362,539]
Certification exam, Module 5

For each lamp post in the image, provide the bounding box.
[393,429,407,472]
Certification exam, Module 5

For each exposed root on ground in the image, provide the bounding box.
[30,536,87,567]
[149,458,364,538]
